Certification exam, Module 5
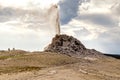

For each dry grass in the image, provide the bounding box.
[0,51,80,74]
[0,66,42,74]
[0,50,26,60]
[0,51,120,80]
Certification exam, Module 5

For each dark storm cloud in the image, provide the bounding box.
[59,0,82,25]
[78,14,118,27]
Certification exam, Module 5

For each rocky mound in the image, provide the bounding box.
[45,34,103,58]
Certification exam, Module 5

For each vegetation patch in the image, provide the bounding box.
[0,66,42,74]
[0,52,80,74]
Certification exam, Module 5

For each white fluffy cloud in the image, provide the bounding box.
[0,0,60,9]
[0,0,61,51]
[61,0,120,54]
[0,0,120,54]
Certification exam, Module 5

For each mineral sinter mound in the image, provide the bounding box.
[45,34,103,58]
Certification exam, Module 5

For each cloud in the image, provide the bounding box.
[63,19,120,54]
[60,0,120,54]
[0,4,60,33]
[0,7,15,22]
[0,0,120,54]
[0,0,60,9]
[59,0,82,25]
[78,14,118,27]
[98,27,120,42]
[111,3,120,16]
[94,28,120,54]
[74,28,91,37]
[0,1,61,51]
[0,29,53,51]
[90,0,120,16]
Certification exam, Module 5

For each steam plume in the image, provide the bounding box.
[48,5,60,35]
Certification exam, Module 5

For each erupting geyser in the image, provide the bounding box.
[49,5,60,35]
[56,5,60,35]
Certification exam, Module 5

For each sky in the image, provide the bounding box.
[0,0,120,54]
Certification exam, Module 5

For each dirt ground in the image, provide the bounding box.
[0,67,81,80]
[0,51,120,80]
[0,59,120,80]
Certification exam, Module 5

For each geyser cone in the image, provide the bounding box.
[45,34,103,58]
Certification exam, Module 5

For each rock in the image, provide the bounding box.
[48,70,57,75]
[45,34,103,58]
[79,69,88,74]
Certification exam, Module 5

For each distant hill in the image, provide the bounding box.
[104,54,120,59]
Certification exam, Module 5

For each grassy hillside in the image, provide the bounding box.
[0,50,120,80]
[0,50,79,74]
